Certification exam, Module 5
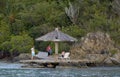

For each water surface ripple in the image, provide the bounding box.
[0,62,120,77]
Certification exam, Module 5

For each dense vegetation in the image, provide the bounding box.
[0,0,120,58]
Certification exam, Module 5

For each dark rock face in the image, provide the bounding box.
[0,51,4,59]
[0,51,11,59]
[0,50,20,58]
[70,32,120,64]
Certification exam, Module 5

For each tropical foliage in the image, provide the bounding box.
[0,0,120,57]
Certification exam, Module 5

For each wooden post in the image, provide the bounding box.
[55,42,58,54]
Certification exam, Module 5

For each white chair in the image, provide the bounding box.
[58,52,70,60]
[64,52,70,60]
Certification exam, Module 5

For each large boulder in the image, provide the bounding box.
[70,32,120,63]
[13,53,31,61]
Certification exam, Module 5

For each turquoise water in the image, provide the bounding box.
[0,62,120,77]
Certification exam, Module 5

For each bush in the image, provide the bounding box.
[10,34,34,53]
[0,41,11,52]
[62,25,86,38]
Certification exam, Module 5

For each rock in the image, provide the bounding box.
[13,53,31,61]
[112,52,120,62]
[70,31,120,63]
[110,57,120,65]
[86,54,107,63]
[104,57,113,64]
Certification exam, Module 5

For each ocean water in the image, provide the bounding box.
[0,62,120,77]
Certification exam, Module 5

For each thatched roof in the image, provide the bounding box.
[35,28,77,42]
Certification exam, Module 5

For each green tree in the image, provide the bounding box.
[10,34,34,54]
[0,0,120,56]
[0,21,10,44]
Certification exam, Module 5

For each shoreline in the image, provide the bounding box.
[0,57,120,69]
[19,59,120,68]
[0,60,119,69]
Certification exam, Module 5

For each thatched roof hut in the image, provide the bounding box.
[36,28,77,54]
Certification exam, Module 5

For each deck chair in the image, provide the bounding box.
[58,52,70,60]
[64,52,70,60]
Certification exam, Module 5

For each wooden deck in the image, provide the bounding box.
[20,59,96,68]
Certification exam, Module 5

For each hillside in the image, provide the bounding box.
[0,0,120,58]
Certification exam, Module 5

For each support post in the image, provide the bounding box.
[55,42,58,54]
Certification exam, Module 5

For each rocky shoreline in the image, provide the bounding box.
[0,32,120,68]
[70,32,120,66]
[17,53,120,68]
[20,60,120,68]
[0,54,120,68]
